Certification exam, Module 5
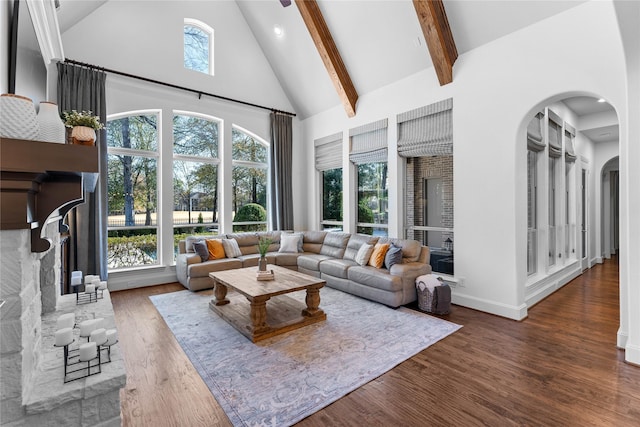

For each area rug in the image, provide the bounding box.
[150,287,461,427]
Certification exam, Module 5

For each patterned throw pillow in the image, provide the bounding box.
[368,243,390,269]
[384,244,403,270]
[355,243,374,266]
[279,233,301,253]
[206,239,226,260]
[221,238,242,258]
[192,240,209,261]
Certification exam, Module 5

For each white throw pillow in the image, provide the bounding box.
[221,239,242,258]
[355,243,374,266]
[279,233,301,253]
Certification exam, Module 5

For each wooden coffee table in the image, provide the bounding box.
[208,265,326,342]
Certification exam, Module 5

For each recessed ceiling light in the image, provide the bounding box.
[597,98,606,103]
[274,25,284,37]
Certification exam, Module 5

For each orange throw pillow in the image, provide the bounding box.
[206,239,226,260]
[368,243,390,268]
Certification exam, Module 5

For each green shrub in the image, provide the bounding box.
[357,200,374,235]
[233,203,267,232]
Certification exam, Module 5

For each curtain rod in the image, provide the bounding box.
[63,58,296,117]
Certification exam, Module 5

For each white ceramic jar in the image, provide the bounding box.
[36,101,66,143]
[0,94,40,140]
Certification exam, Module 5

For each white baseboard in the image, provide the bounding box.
[452,292,528,320]
[625,343,640,366]
[618,329,628,349]
[107,266,178,292]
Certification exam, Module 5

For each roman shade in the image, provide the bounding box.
[564,124,577,162]
[349,119,388,164]
[315,132,343,171]
[527,112,545,152]
[397,98,453,157]
[548,118,562,158]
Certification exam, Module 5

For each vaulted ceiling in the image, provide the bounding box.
[52,0,616,140]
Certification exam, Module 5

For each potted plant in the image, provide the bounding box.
[257,236,272,272]
[62,110,105,145]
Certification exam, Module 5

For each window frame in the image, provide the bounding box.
[106,110,162,271]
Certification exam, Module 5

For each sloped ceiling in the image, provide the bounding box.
[236,0,585,119]
[54,0,587,120]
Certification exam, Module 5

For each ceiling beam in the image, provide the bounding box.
[295,0,358,117]
[413,0,458,86]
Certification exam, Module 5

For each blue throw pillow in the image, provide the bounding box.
[384,244,403,270]
[192,240,209,261]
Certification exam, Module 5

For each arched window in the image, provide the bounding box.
[106,111,161,269]
[232,126,268,231]
[172,112,221,250]
[184,19,213,75]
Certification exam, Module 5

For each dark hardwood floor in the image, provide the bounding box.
[111,256,640,426]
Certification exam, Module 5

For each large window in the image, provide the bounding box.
[232,127,268,232]
[321,168,343,231]
[172,112,220,254]
[107,113,160,269]
[357,162,388,236]
[527,149,538,275]
[184,19,213,75]
[315,132,343,231]
[399,99,454,275]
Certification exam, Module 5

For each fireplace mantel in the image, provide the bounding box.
[0,138,99,252]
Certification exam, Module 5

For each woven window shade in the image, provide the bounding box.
[349,119,388,165]
[397,98,453,157]
[564,124,577,162]
[548,119,562,158]
[527,112,545,152]
[315,132,343,171]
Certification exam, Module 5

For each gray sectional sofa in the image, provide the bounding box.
[176,230,431,307]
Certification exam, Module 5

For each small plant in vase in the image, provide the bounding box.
[62,110,105,145]
[257,236,272,272]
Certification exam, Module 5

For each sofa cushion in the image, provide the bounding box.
[258,231,281,253]
[347,266,403,292]
[185,235,218,253]
[368,243,390,268]
[226,233,259,255]
[188,258,243,278]
[378,237,421,263]
[343,234,379,261]
[192,240,209,261]
[355,243,374,266]
[302,231,327,253]
[320,258,357,279]
[206,239,226,260]
[275,252,302,267]
[238,253,277,268]
[297,254,333,272]
[222,238,242,258]
[384,244,403,270]
[279,233,301,253]
[319,232,350,258]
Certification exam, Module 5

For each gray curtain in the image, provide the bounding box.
[57,63,107,281]
[269,112,294,230]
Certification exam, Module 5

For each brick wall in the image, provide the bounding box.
[406,155,454,248]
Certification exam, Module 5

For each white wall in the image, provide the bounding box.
[61,0,293,114]
[301,1,627,320]
[613,0,640,365]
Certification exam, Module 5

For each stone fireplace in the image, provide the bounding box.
[0,224,125,426]
[0,139,125,425]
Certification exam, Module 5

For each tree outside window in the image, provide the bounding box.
[322,168,343,231]
[357,162,388,236]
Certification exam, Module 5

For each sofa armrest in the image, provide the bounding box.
[389,262,430,278]
[176,253,201,287]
